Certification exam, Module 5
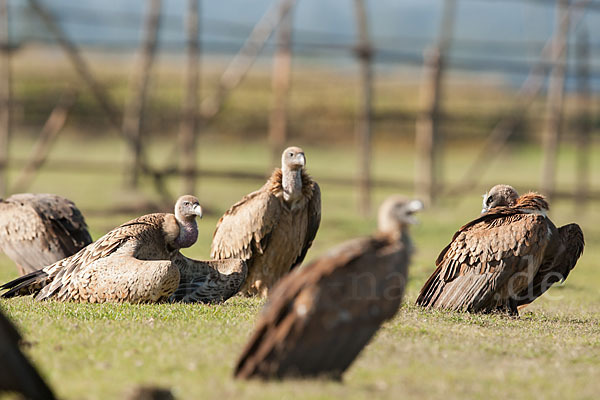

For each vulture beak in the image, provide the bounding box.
[405,200,424,225]
[296,153,306,168]
[481,193,488,214]
[193,204,203,218]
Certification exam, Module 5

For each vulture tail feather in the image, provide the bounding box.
[1,270,48,298]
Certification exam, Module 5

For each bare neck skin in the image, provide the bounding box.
[282,165,303,204]
[174,211,198,249]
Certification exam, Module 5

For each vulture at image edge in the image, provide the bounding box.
[234,196,423,380]
[1,195,247,304]
[0,308,56,400]
[0,193,92,276]
[416,184,584,315]
[211,146,321,298]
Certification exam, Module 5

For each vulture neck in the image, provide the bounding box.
[174,214,199,249]
[281,166,304,204]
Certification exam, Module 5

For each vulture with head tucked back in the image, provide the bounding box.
[234,196,423,380]
[0,193,92,276]
[0,195,245,303]
[211,146,321,298]
[416,184,584,314]
[0,308,56,400]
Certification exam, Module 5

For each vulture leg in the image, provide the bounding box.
[168,252,247,303]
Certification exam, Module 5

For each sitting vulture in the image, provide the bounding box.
[1,195,247,304]
[416,184,584,314]
[211,146,321,298]
[0,308,56,400]
[0,193,92,276]
[234,196,423,380]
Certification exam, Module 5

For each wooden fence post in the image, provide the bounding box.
[180,0,200,196]
[0,0,11,197]
[541,0,570,200]
[415,0,456,206]
[353,0,373,216]
[575,26,590,213]
[268,2,294,168]
[123,0,162,187]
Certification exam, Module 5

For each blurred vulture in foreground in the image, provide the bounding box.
[234,196,423,380]
[1,195,247,304]
[416,184,584,314]
[211,146,321,298]
[0,193,92,276]
[0,308,56,400]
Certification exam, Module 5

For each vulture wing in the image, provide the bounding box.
[0,309,56,400]
[515,223,584,308]
[235,235,407,379]
[169,251,247,303]
[211,187,282,260]
[290,182,321,270]
[0,194,92,275]
[1,214,166,301]
[416,210,552,313]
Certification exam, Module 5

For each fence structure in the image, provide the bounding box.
[0,0,598,213]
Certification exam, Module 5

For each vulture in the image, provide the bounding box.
[0,193,92,275]
[1,195,247,304]
[234,196,423,380]
[416,184,584,314]
[0,308,56,400]
[211,146,321,298]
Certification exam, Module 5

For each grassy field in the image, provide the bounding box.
[1,136,599,400]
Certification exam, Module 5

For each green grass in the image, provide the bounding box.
[1,136,600,400]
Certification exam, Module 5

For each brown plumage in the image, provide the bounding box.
[0,193,92,276]
[1,195,203,303]
[0,308,56,400]
[211,146,321,298]
[416,185,584,314]
[234,196,423,380]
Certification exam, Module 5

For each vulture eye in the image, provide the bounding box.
[486,196,494,205]
[289,152,294,157]
[184,201,190,206]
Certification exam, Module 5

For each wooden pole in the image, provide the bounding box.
[268,3,294,168]
[541,0,570,200]
[12,91,78,193]
[575,26,590,213]
[200,0,296,120]
[123,0,161,187]
[414,0,456,206]
[179,0,200,195]
[353,0,374,216]
[0,0,11,197]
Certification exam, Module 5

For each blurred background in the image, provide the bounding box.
[0,0,598,235]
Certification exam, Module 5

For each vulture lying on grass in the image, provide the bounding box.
[416,184,584,314]
[0,193,92,276]
[234,196,423,380]
[0,308,56,400]
[211,146,321,298]
[1,195,247,304]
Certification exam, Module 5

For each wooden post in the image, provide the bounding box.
[353,0,373,216]
[414,0,456,206]
[541,0,570,200]
[0,0,11,197]
[123,0,161,187]
[268,3,294,168]
[12,91,78,193]
[575,26,590,213]
[179,0,200,195]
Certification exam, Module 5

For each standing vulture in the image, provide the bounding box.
[211,146,321,298]
[234,196,423,380]
[0,308,56,400]
[0,193,92,275]
[416,184,584,314]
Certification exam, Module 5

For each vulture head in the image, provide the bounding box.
[378,195,424,235]
[481,184,519,214]
[174,195,203,222]
[281,146,306,171]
